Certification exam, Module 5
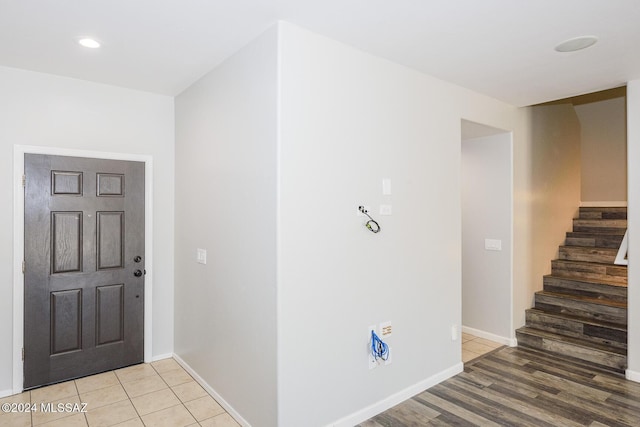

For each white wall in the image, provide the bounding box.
[511,104,581,330]
[626,81,640,381]
[575,97,627,203]
[277,22,524,426]
[173,27,278,426]
[462,133,512,340]
[0,66,175,393]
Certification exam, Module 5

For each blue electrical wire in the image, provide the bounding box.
[370,330,389,361]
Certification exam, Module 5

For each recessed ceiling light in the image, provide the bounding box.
[78,38,101,49]
[554,36,598,52]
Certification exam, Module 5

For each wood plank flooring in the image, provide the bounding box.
[358,346,640,427]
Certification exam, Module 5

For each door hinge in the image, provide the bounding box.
[22,175,26,187]
[22,261,25,274]
[22,348,24,361]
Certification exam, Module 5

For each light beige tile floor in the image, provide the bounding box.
[0,359,241,427]
[461,332,502,363]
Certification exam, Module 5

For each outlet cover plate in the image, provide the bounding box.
[380,321,392,337]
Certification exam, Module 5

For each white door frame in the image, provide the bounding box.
[13,145,154,394]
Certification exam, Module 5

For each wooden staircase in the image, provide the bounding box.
[516,207,628,374]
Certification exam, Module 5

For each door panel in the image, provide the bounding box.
[96,284,125,346]
[97,212,125,270]
[51,211,84,274]
[50,289,82,355]
[24,154,145,389]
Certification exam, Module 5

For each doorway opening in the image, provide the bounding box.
[460,120,514,362]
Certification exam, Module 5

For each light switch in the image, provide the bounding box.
[382,178,392,195]
[197,248,207,264]
[485,239,502,251]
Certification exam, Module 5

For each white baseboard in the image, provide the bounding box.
[151,353,174,362]
[462,326,515,347]
[172,353,251,427]
[580,201,627,207]
[626,369,640,383]
[327,362,463,427]
[0,389,15,399]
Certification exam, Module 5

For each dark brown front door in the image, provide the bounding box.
[24,154,145,389]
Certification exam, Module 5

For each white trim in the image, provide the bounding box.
[327,362,463,427]
[581,201,628,207]
[275,21,284,427]
[508,132,515,345]
[173,353,251,427]
[462,326,515,347]
[626,369,640,383]
[13,145,153,394]
[0,389,14,399]
[151,353,174,363]
[615,230,629,266]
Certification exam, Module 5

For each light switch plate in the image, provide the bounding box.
[380,204,392,215]
[485,239,502,251]
[382,178,392,195]
[197,248,207,264]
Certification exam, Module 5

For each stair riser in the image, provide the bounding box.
[535,295,627,325]
[573,226,627,235]
[558,247,618,264]
[579,207,627,220]
[573,218,627,228]
[543,276,627,301]
[551,260,627,285]
[525,310,627,349]
[565,233,624,248]
[516,331,626,372]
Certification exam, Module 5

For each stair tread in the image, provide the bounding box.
[559,245,618,251]
[526,308,627,331]
[537,290,627,308]
[552,259,627,270]
[553,258,626,266]
[567,231,625,238]
[516,326,627,356]
[544,274,627,288]
[573,218,627,224]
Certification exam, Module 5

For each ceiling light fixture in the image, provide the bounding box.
[78,38,101,49]
[554,36,598,52]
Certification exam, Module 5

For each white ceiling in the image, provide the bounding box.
[1,0,638,106]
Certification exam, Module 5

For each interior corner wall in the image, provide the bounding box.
[575,97,627,203]
[173,27,278,427]
[277,22,523,426]
[511,104,581,331]
[626,80,640,380]
[462,133,512,339]
[0,66,175,394]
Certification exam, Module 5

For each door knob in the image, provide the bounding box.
[134,269,143,277]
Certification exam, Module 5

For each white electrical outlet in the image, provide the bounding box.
[379,204,392,215]
[380,321,392,337]
[368,325,378,370]
[451,325,458,341]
